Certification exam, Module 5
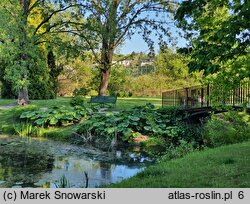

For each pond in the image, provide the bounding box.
[0,135,152,188]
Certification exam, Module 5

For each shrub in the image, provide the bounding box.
[70,96,85,106]
[203,111,250,147]
[73,87,89,96]
[87,90,98,96]
[116,91,133,97]
[161,140,196,160]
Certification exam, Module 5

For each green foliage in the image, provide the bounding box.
[73,87,89,96]
[20,106,87,127]
[56,175,71,188]
[48,49,63,97]
[70,96,85,106]
[175,0,250,107]
[155,47,188,79]
[115,91,133,98]
[203,111,250,147]
[177,0,250,72]
[13,123,34,137]
[142,137,165,148]
[73,0,177,95]
[59,56,95,97]
[58,49,202,97]
[76,104,199,149]
[0,0,85,100]
[13,122,48,137]
[108,64,132,96]
[161,140,196,161]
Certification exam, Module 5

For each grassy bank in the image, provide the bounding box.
[108,141,250,187]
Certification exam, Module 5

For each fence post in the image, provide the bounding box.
[201,87,204,107]
[207,84,210,107]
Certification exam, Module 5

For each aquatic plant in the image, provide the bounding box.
[13,123,34,137]
[56,175,70,188]
[55,172,89,188]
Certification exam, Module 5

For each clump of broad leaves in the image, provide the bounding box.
[76,104,191,146]
[20,105,87,127]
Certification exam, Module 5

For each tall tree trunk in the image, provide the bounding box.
[18,87,29,104]
[97,1,118,96]
[17,0,31,105]
[99,69,110,96]
[98,46,113,96]
[17,72,30,105]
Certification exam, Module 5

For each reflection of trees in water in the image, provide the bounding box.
[99,162,112,181]
[110,149,152,168]
[0,137,153,188]
[0,142,54,187]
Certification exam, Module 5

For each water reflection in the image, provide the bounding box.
[0,136,151,188]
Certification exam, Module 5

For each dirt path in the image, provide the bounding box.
[0,104,17,109]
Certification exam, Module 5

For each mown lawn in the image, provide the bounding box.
[108,141,250,188]
[0,96,162,109]
[116,97,162,110]
[0,99,15,106]
[0,97,71,107]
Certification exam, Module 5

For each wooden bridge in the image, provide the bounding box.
[162,82,250,116]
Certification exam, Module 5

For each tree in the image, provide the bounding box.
[0,0,83,103]
[154,47,189,79]
[0,0,33,104]
[175,0,250,105]
[58,54,95,96]
[175,0,250,75]
[108,64,131,96]
[72,0,177,95]
[154,47,202,92]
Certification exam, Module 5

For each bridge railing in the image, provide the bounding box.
[162,82,250,109]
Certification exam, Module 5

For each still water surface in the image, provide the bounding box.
[0,135,151,188]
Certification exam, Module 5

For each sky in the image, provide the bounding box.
[117,0,186,54]
[119,32,187,55]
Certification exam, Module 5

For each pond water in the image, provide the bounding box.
[0,135,152,188]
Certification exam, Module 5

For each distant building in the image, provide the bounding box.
[112,60,132,67]
[113,59,153,67]
[140,60,153,66]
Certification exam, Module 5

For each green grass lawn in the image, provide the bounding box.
[108,141,250,188]
[0,96,162,109]
[0,97,72,107]
[116,96,162,110]
[0,99,16,106]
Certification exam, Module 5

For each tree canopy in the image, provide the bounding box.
[175,0,250,105]
[0,0,84,102]
[70,0,178,95]
[175,0,250,75]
